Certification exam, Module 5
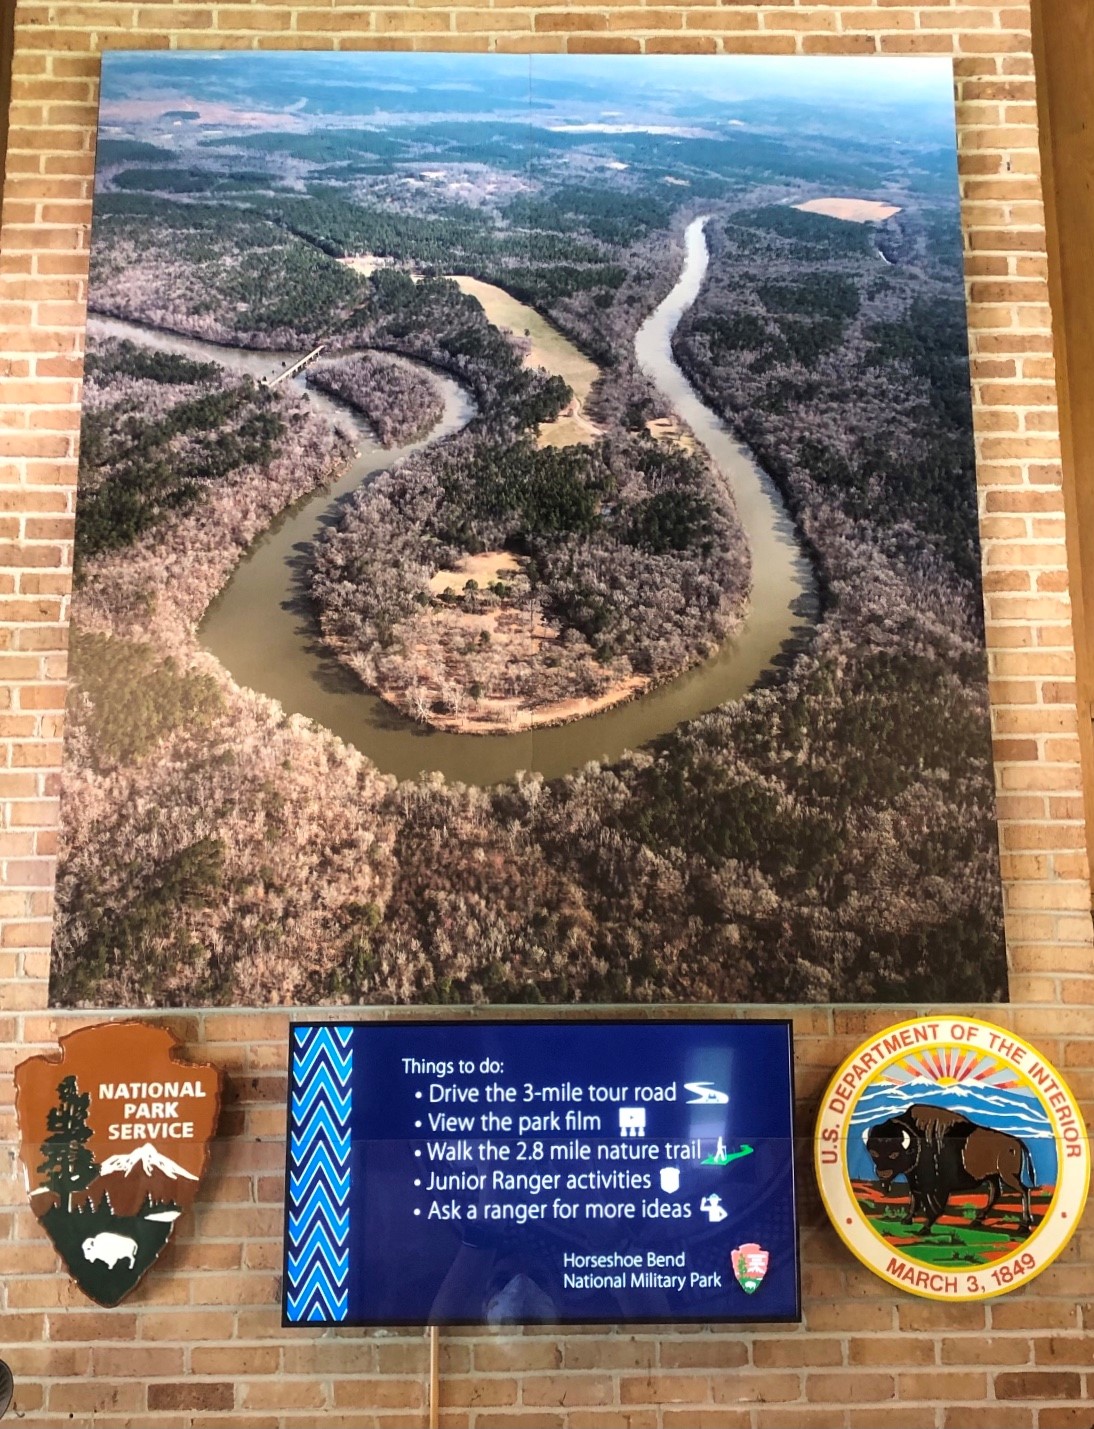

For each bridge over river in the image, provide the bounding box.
[266,344,326,387]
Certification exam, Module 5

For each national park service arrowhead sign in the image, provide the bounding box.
[815,1016,1089,1300]
[15,1022,222,1306]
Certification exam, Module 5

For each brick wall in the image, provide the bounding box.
[1,1,1092,1425]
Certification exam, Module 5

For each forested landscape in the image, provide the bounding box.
[312,432,747,729]
[76,342,285,569]
[53,53,1006,1008]
[306,353,443,447]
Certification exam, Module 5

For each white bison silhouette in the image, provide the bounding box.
[81,1232,138,1270]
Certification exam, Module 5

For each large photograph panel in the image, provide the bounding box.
[53,54,1005,1007]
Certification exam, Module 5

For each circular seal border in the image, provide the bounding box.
[814,1016,1090,1301]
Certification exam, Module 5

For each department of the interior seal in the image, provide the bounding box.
[815,1017,1089,1300]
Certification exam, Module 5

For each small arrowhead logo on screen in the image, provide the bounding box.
[731,1242,769,1294]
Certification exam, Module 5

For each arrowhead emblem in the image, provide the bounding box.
[731,1242,770,1294]
[15,1023,221,1306]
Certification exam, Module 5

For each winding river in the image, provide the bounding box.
[91,216,816,784]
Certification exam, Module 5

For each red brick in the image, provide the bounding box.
[995,1372,1083,1401]
[147,1383,235,1412]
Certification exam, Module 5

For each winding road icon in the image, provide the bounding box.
[685,1082,730,1105]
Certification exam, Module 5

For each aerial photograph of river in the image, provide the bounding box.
[54,52,1006,1009]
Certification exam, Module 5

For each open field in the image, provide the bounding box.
[450,275,604,448]
[792,196,902,222]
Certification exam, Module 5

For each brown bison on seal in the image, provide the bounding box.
[864,1103,1036,1235]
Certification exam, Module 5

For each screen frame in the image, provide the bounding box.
[281,1014,801,1328]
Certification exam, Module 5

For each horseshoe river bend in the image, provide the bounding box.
[90,217,817,785]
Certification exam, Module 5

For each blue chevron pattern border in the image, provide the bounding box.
[285,1025,353,1323]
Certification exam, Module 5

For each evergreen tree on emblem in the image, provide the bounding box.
[38,1075,99,1213]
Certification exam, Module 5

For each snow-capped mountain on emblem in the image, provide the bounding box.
[75,1141,204,1218]
[14,1022,222,1306]
[99,1144,200,1181]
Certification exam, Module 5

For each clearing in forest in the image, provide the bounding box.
[340,253,397,279]
[450,275,604,448]
[645,415,697,455]
[428,550,523,596]
[389,549,651,735]
[792,197,902,223]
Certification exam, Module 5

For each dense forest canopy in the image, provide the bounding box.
[311,431,748,727]
[75,340,285,570]
[306,352,445,448]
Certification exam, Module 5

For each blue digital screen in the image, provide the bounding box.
[282,1019,799,1326]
